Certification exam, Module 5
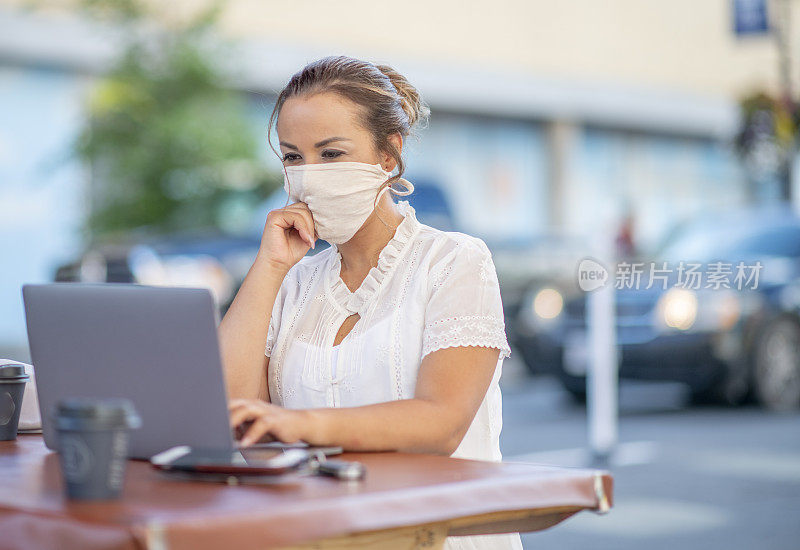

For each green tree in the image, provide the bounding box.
[72,0,278,242]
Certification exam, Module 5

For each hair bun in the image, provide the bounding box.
[376,64,430,130]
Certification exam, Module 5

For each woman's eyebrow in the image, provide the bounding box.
[314,137,351,147]
[279,137,352,150]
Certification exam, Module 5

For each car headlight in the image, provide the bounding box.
[657,288,698,330]
[654,287,742,332]
[532,288,564,320]
[130,246,235,307]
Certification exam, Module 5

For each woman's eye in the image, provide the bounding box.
[283,153,300,162]
[321,150,345,158]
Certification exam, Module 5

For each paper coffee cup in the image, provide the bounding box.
[0,363,30,441]
[54,397,142,500]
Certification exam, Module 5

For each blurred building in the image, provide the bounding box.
[1,0,798,354]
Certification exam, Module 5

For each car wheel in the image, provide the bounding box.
[689,381,749,407]
[564,385,587,404]
[688,359,751,407]
[515,344,542,376]
[753,316,800,411]
[557,374,587,404]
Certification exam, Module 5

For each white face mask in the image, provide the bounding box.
[283,161,414,244]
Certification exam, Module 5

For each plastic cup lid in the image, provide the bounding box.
[54,397,142,429]
[0,363,29,380]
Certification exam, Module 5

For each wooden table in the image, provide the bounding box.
[0,434,613,549]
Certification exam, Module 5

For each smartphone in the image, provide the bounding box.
[237,441,344,456]
[150,445,312,475]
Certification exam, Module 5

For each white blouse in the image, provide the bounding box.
[265,200,524,550]
[264,200,512,462]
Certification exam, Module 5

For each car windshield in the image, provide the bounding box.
[654,217,800,262]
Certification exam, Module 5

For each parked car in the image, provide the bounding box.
[54,178,456,315]
[53,230,263,313]
[491,234,591,374]
[511,206,800,411]
[401,176,456,231]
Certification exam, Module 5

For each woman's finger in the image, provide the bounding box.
[234,420,258,441]
[228,397,256,415]
[229,402,264,429]
[282,205,317,246]
[240,415,275,446]
[284,204,317,243]
[274,209,315,248]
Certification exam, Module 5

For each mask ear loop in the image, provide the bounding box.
[372,176,410,234]
[389,177,414,196]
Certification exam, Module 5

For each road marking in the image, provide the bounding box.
[504,440,659,467]
[688,449,800,482]
[553,497,730,537]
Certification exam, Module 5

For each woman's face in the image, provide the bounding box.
[276,91,398,169]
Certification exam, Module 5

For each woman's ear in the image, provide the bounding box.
[381,132,403,171]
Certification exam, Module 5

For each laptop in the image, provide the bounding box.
[22,283,239,460]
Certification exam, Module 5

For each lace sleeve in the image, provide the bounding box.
[421,237,511,361]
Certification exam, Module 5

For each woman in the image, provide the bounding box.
[219,55,523,550]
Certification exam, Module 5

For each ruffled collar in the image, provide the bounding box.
[325,200,421,315]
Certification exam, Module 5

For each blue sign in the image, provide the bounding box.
[733,0,770,35]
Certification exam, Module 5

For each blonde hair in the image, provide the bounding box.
[268,55,430,205]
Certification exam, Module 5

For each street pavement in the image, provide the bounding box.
[497,355,800,550]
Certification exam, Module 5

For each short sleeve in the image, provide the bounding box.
[421,237,512,361]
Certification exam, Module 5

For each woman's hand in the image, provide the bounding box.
[229,398,313,447]
[257,201,318,273]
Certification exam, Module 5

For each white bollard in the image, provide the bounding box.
[586,235,619,465]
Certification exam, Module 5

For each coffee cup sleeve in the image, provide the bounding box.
[0,359,41,430]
